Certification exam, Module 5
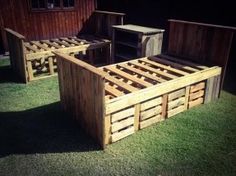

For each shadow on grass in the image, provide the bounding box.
[0,65,20,83]
[0,102,100,157]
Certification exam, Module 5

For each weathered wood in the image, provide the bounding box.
[5,28,27,82]
[167,19,234,89]
[112,24,164,63]
[56,53,221,148]
[55,52,105,148]
[141,97,162,111]
[190,82,205,93]
[104,115,111,145]
[189,98,204,108]
[134,104,140,131]
[168,105,185,117]
[168,88,185,101]
[140,106,162,120]
[111,117,134,133]
[111,107,134,123]
[168,97,185,110]
[184,86,190,110]
[140,115,162,129]
[161,94,168,120]
[106,66,221,114]
[111,126,134,142]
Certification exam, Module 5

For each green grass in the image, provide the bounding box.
[0,58,236,176]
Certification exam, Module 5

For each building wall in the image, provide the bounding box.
[0,0,96,53]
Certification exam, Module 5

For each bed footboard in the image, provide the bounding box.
[5,28,27,83]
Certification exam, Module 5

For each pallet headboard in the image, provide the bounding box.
[167,19,235,85]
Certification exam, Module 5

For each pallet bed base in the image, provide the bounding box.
[5,28,111,82]
[55,52,221,148]
[5,10,126,83]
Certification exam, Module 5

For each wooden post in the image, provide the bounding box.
[104,114,111,147]
[26,61,34,81]
[48,57,54,75]
[184,86,190,110]
[134,104,140,131]
[161,94,168,120]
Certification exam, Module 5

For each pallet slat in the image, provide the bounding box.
[111,107,134,123]
[111,126,134,142]
[111,117,134,133]
[140,115,162,129]
[190,82,205,93]
[140,105,162,120]
[140,97,162,111]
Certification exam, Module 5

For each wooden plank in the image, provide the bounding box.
[129,61,173,80]
[105,66,221,114]
[140,115,162,129]
[55,52,107,77]
[51,39,71,47]
[138,60,179,79]
[70,36,91,44]
[111,107,134,122]
[189,97,204,108]
[150,56,192,74]
[41,40,62,48]
[30,41,50,50]
[48,57,54,75]
[212,75,221,100]
[105,84,124,97]
[153,55,199,73]
[118,64,165,83]
[168,88,185,101]
[26,61,34,81]
[104,66,153,87]
[24,43,39,52]
[184,86,190,110]
[104,115,111,145]
[56,53,105,147]
[140,105,162,120]
[168,97,185,110]
[111,117,134,133]
[105,75,139,93]
[190,82,205,93]
[141,96,162,111]
[111,126,134,142]
[167,105,185,117]
[204,78,214,103]
[161,94,168,120]
[142,58,188,76]
[189,90,204,101]
[60,37,81,45]
[134,104,140,131]
[159,54,208,70]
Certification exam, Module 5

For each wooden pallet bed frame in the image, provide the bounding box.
[54,52,221,148]
[5,10,125,83]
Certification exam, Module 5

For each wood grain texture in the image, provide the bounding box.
[168,19,234,88]
[56,52,105,148]
[0,0,125,52]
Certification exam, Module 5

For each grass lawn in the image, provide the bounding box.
[0,58,236,176]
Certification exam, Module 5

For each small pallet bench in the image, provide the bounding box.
[55,52,221,148]
[5,10,125,83]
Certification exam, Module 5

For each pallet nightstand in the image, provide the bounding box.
[111,24,165,63]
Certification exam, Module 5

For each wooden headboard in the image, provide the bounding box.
[167,19,235,85]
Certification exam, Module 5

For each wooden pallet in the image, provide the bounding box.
[55,52,222,148]
[5,30,111,82]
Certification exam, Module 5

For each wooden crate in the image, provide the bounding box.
[55,52,222,148]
